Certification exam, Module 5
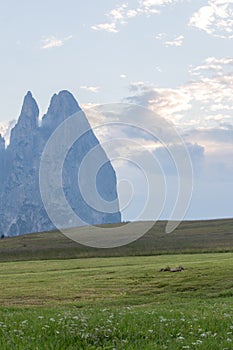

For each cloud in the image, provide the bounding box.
[120,74,127,78]
[189,56,233,76]
[127,9,138,18]
[129,81,148,91]
[155,32,167,40]
[126,56,233,130]
[139,0,176,14]
[127,83,192,123]
[155,33,184,47]
[80,86,100,93]
[109,4,128,21]
[165,35,184,47]
[82,99,232,221]
[183,126,233,187]
[91,0,184,33]
[0,120,16,145]
[123,56,233,218]
[187,126,233,145]
[91,23,119,33]
[189,0,233,39]
[40,35,73,49]
[91,3,129,33]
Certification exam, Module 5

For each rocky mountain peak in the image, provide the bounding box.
[9,91,39,146]
[42,90,81,129]
[19,91,39,126]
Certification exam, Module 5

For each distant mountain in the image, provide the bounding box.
[0,91,121,236]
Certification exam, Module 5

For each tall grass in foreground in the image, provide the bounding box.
[0,299,232,349]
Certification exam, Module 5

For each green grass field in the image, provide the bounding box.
[0,219,232,349]
[0,251,232,349]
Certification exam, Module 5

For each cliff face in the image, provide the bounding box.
[0,91,121,236]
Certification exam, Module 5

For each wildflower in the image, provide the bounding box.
[177,336,184,340]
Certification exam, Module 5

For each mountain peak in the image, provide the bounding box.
[49,90,80,113]
[26,90,33,98]
[58,90,77,99]
[9,92,39,145]
[20,91,39,121]
[19,91,39,127]
[42,90,81,129]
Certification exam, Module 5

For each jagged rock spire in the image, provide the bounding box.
[10,91,39,146]
[42,90,81,129]
[9,91,39,146]
[18,91,39,127]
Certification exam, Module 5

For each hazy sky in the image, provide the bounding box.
[0,0,232,220]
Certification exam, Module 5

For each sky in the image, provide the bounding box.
[0,0,232,221]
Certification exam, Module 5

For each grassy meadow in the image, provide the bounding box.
[0,219,232,349]
[0,250,232,349]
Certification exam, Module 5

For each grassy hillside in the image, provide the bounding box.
[0,218,232,262]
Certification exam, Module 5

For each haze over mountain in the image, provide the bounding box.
[0,91,121,237]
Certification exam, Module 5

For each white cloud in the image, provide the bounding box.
[91,4,128,33]
[140,0,174,5]
[189,0,233,39]
[80,86,100,93]
[206,57,233,65]
[120,74,127,78]
[126,56,233,130]
[110,4,128,21]
[40,35,72,49]
[189,56,233,76]
[165,35,184,47]
[129,81,148,91]
[189,6,214,34]
[155,32,167,40]
[0,120,16,145]
[91,1,185,33]
[91,23,119,33]
[139,0,174,13]
[127,9,138,18]
[155,33,184,47]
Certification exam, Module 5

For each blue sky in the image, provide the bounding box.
[0,0,232,221]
